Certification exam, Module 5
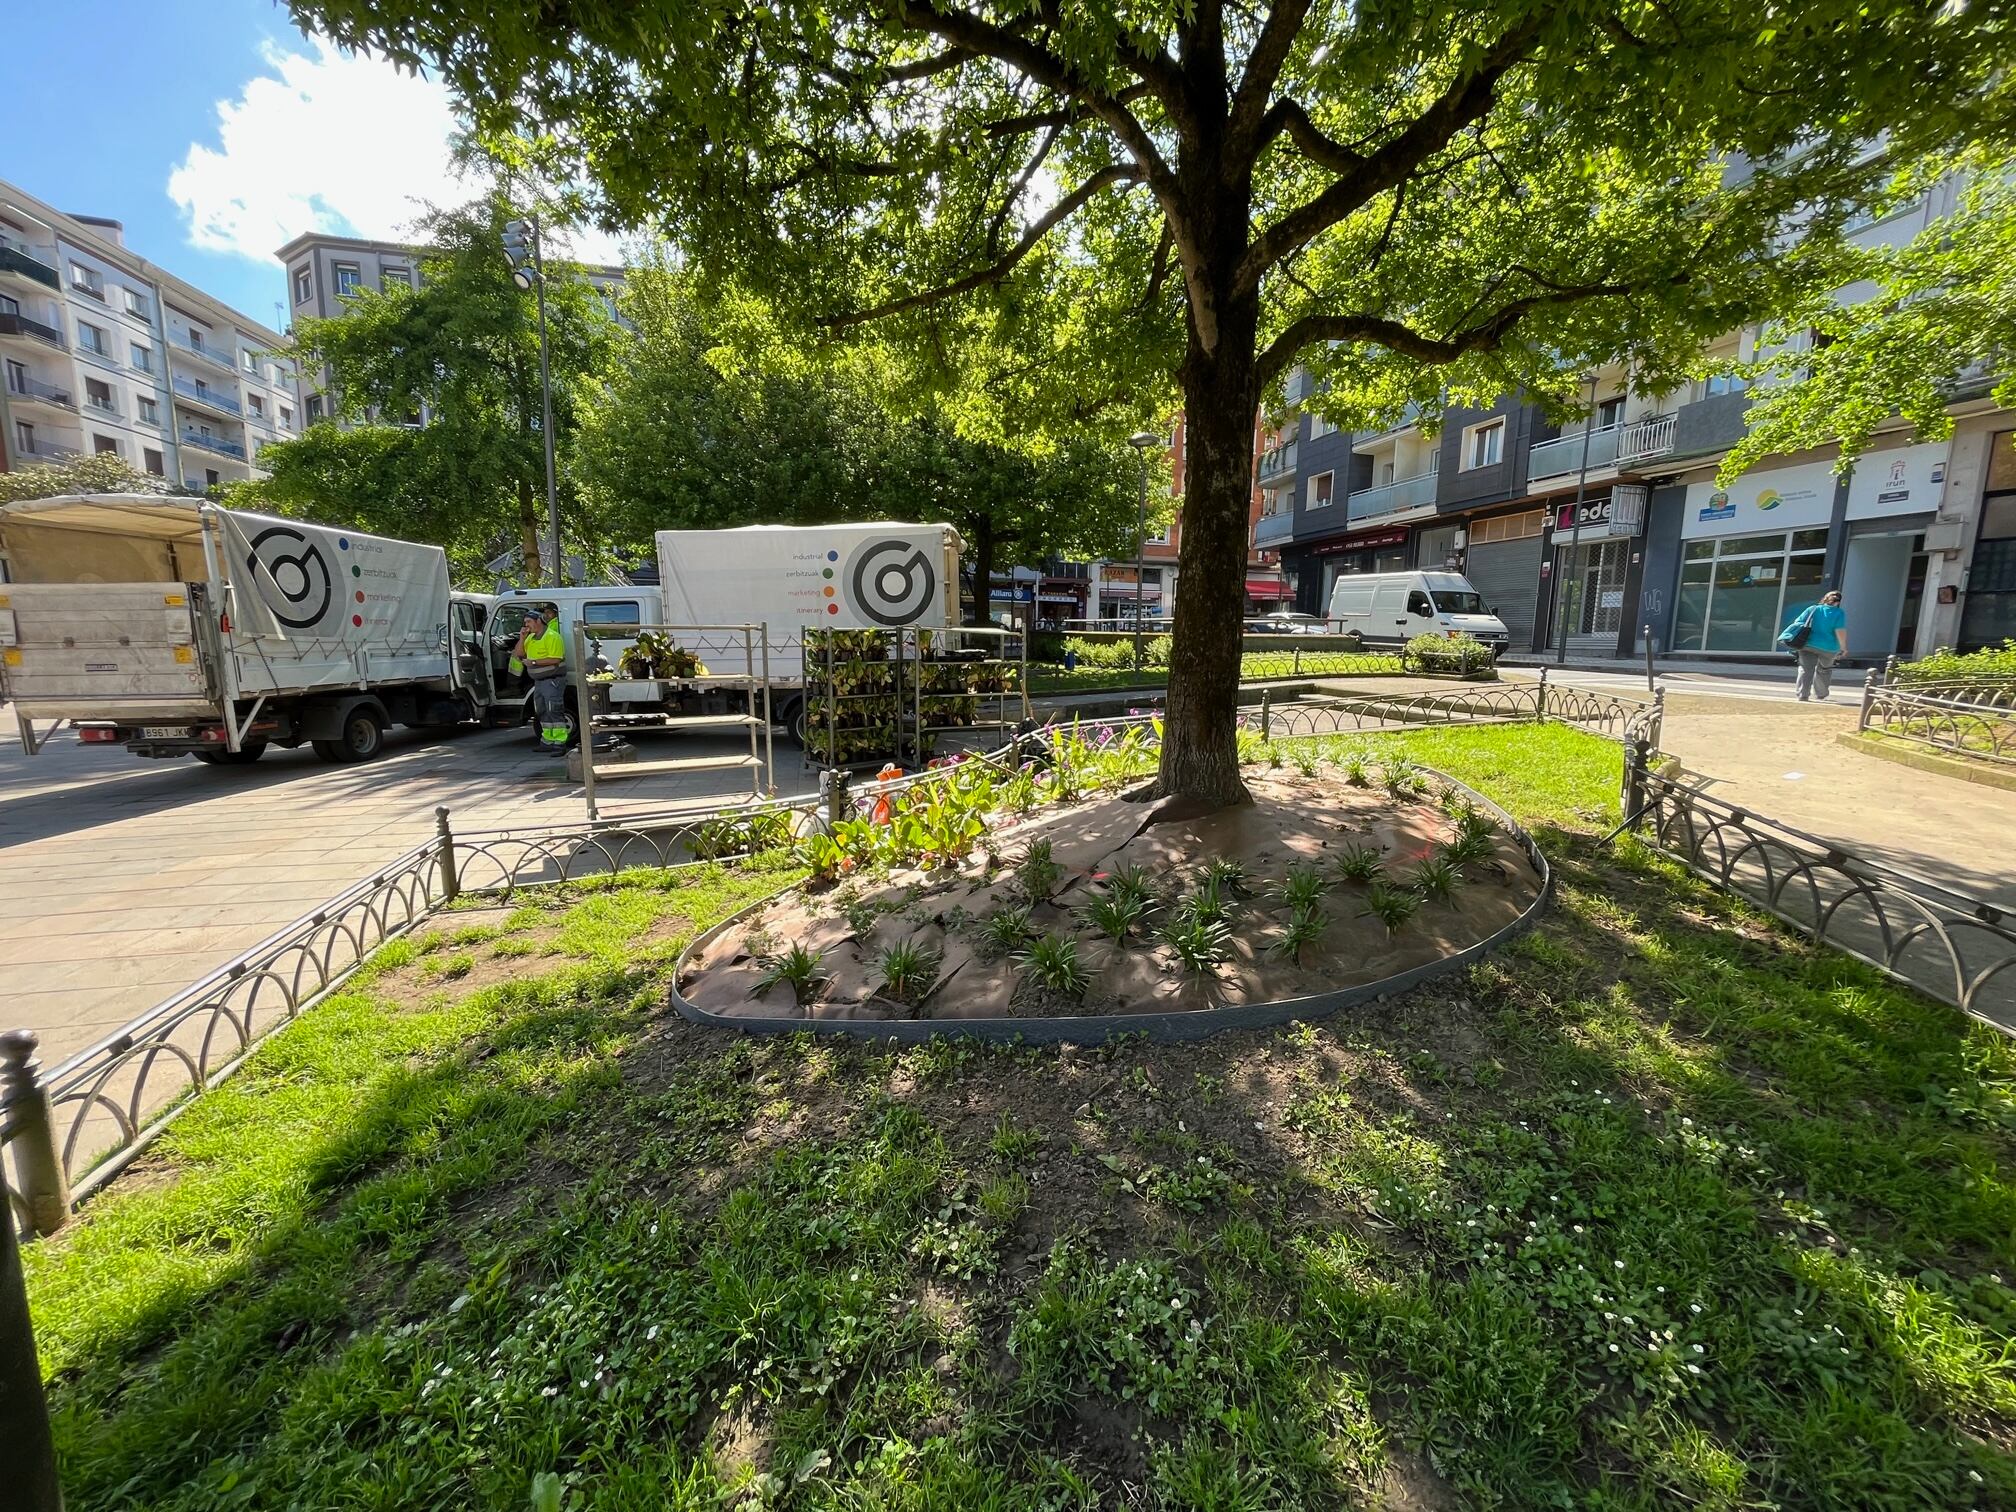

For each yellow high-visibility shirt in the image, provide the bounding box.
[524,625,565,661]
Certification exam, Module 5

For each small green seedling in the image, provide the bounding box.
[1083,889,1151,945]
[1361,880,1421,935]
[1274,862,1328,910]
[1413,855,1460,904]
[1162,915,1233,976]
[979,903,1034,954]
[1269,903,1326,965]
[1332,843,1385,884]
[1017,838,1065,901]
[754,942,825,1006]
[1017,932,1090,1000]
[1202,857,1249,896]
[876,938,939,1006]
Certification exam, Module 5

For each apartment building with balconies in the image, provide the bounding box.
[277,231,626,427]
[0,178,296,495]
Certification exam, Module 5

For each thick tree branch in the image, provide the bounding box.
[985,122,1063,257]
[818,165,1139,329]
[1254,276,1663,387]
[1237,11,1551,290]
[1252,97,1360,173]
[1227,0,1314,155]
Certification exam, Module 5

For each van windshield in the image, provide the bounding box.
[1430,588,1486,615]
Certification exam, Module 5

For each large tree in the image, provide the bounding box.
[574,260,1154,604]
[296,0,2012,803]
[0,451,178,505]
[246,191,613,575]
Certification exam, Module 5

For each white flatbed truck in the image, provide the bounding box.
[0,494,478,763]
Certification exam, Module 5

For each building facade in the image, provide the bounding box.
[1258,179,2011,661]
[276,231,625,427]
[0,178,296,491]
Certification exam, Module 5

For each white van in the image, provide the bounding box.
[1326,571,1511,655]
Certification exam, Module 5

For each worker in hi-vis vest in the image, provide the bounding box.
[512,605,570,757]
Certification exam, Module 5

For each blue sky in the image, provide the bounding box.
[5,0,620,327]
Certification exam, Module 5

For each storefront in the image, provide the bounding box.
[1244,570,1292,613]
[1542,488,1646,657]
[1668,443,1947,657]
[1097,564,1165,622]
[1286,526,1411,614]
[1461,506,1548,651]
[1414,522,1464,572]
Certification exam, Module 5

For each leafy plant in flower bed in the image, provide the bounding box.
[1332,842,1386,884]
[1161,914,1233,976]
[876,938,939,1007]
[1443,828,1498,868]
[1362,880,1422,935]
[1083,887,1153,945]
[979,904,1035,955]
[1273,863,1329,911]
[1202,857,1250,897]
[754,943,826,1006]
[1269,903,1327,965]
[1016,838,1065,901]
[1016,933,1090,1001]
[1383,757,1427,799]
[1413,854,1462,905]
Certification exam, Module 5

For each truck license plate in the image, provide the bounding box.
[142,726,189,739]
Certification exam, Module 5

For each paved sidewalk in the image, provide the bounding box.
[0,720,774,1067]
[1649,693,2016,905]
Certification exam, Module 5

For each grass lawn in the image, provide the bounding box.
[26,724,2016,1509]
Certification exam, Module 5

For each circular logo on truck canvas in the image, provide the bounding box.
[846,538,937,626]
[244,525,333,630]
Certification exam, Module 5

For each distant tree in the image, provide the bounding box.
[574,262,1154,612]
[244,190,613,573]
[0,451,176,504]
[1723,158,2016,480]
[294,0,2013,804]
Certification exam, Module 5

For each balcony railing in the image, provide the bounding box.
[1614,413,1678,466]
[84,394,120,419]
[5,371,74,408]
[1254,510,1296,547]
[0,310,66,349]
[1346,470,1439,521]
[14,435,80,461]
[0,240,62,291]
[1527,422,1622,481]
[172,374,243,416]
[168,333,237,371]
[1257,441,1298,482]
[179,428,247,460]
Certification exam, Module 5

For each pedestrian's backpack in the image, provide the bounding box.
[1780,606,1815,651]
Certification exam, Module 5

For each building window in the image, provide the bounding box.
[1695,371,1748,401]
[1308,412,1336,439]
[77,320,108,356]
[144,447,164,476]
[125,289,149,319]
[137,394,158,424]
[1596,396,1627,429]
[305,394,324,423]
[92,433,118,455]
[293,265,312,304]
[15,421,34,454]
[279,404,294,429]
[205,469,220,487]
[130,342,152,372]
[239,349,257,374]
[187,326,207,352]
[85,377,114,413]
[70,263,105,299]
[1308,471,1335,508]
[383,266,412,288]
[249,394,265,419]
[334,263,362,297]
[1673,528,1830,653]
[1462,419,1504,470]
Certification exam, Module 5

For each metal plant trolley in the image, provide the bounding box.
[802,623,1029,770]
[570,621,773,821]
[901,623,1029,763]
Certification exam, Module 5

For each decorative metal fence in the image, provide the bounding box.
[1859,672,2016,766]
[4,676,1661,1236]
[1626,749,2016,1029]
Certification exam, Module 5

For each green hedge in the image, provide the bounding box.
[1894,640,2016,686]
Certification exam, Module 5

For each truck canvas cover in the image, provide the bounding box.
[0,496,452,711]
[654,523,959,680]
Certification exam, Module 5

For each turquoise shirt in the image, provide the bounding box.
[1789,602,1846,653]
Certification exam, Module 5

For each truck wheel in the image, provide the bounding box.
[194,742,267,766]
[779,696,807,745]
[313,707,386,763]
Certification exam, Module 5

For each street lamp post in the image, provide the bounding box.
[502,217,562,588]
[1128,431,1159,669]
[1555,373,1602,666]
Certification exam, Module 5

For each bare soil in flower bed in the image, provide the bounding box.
[681,766,1543,1021]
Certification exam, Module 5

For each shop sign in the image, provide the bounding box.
[1310,527,1410,555]
[1847,441,1948,519]
[1684,459,1834,536]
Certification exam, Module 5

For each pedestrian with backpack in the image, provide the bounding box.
[1779,590,1848,701]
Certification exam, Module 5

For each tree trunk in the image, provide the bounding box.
[966,515,996,626]
[1153,299,1260,807]
[516,476,541,584]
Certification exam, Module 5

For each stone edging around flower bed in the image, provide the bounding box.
[667,768,1552,1046]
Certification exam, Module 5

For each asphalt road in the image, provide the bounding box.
[0,717,790,1070]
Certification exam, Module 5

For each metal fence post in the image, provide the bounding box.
[1536,665,1549,722]
[1882,653,1898,687]
[1259,689,1273,742]
[1650,688,1666,753]
[1643,623,1656,694]
[1623,738,1650,831]
[823,768,851,829]
[0,1157,62,1512]
[1292,645,1302,677]
[1,1032,67,1239]
[1860,666,1880,733]
[433,806,460,903]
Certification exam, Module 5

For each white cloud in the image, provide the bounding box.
[169,37,634,267]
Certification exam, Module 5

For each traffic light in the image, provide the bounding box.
[501,218,538,290]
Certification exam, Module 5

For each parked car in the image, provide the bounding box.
[1246,611,1328,635]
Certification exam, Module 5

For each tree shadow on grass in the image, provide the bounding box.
[29,830,2016,1511]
